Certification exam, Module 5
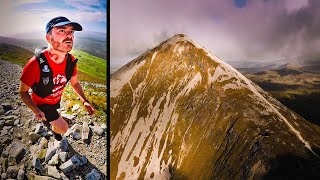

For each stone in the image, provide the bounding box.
[85,169,100,180]
[45,142,56,163]
[92,126,104,136]
[29,133,41,144]
[54,136,68,152]
[47,166,61,179]
[0,106,4,115]
[8,141,26,164]
[38,137,48,150]
[35,124,45,134]
[3,126,12,130]
[6,166,18,178]
[48,154,59,165]
[0,120,4,129]
[40,131,49,137]
[1,158,8,173]
[58,152,68,163]
[32,157,45,173]
[100,124,107,131]
[1,103,12,111]
[2,173,7,179]
[14,119,19,126]
[4,110,13,116]
[80,155,88,166]
[72,104,80,112]
[82,121,90,141]
[60,172,69,180]
[59,155,81,173]
[10,147,25,164]
[3,116,17,121]
[33,176,53,180]
[17,169,25,180]
[69,124,81,140]
[12,110,20,116]
[61,113,75,121]
[38,149,47,160]
[1,136,11,145]
[0,129,8,136]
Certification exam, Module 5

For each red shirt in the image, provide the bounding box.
[20,50,77,105]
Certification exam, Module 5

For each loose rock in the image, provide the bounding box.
[47,165,61,179]
[59,155,81,173]
[86,169,100,180]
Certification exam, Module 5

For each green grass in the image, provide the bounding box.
[63,84,106,123]
[0,43,33,65]
[70,49,107,84]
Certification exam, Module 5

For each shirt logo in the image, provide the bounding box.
[53,74,67,85]
[43,77,50,85]
[42,65,50,73]
[39,58,45,64]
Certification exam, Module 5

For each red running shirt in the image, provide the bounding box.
[20,50,77,105]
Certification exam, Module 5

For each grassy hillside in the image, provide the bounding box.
[70,49,106,84]
[0,43,33,65]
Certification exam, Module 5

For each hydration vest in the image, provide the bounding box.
[31,48,78,98]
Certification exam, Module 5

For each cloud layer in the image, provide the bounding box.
[111,0,320,64]
[0,0,106,36]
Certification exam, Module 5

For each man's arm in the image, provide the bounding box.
[69,74,95,115]
[19,81,46,120]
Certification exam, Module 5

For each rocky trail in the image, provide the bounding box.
[0,60,107,179]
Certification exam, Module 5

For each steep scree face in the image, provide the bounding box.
[110,34,320,179]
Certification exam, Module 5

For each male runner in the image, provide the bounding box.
[19,16,95,141]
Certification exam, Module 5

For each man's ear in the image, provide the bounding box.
[46,34,51,42]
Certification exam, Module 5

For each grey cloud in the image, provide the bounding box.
[111,0,320,64]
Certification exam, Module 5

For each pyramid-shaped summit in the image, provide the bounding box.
[111,34,320,179]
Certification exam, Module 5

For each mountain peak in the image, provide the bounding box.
[163,33,203,49]
[111,34,320,179]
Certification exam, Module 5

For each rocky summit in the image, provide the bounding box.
[0,60,107,179]
[110,34,320,179]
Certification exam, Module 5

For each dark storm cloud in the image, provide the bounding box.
[111,0,320,64]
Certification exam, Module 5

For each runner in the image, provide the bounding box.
[19,16,95,141]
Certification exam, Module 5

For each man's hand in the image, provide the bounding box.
[83,101,96,115]
[35,110,46,121]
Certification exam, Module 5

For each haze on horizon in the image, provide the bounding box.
[111,0,320,67]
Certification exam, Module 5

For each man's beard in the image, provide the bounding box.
[50,36,73,53]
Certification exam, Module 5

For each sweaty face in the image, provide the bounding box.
[48,25,75,53]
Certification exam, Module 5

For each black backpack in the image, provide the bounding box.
[31,47,78,98]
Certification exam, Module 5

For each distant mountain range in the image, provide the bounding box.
[245,64,320,126]
[0,31,106,60]
[111,34,320,179]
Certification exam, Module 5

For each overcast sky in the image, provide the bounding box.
[111,0,320,65]
[0,0,106,36]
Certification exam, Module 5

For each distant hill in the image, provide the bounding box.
[0,43,106,84]
[0,43,33,66]
[0,32,106,60]
[245,65,320,126]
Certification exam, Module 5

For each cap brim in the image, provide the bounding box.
[54,22,82,31]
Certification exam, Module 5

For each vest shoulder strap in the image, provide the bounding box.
[65,53,78,81]
[31,52,54,98]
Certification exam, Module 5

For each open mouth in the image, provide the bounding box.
[64,41,72,44]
